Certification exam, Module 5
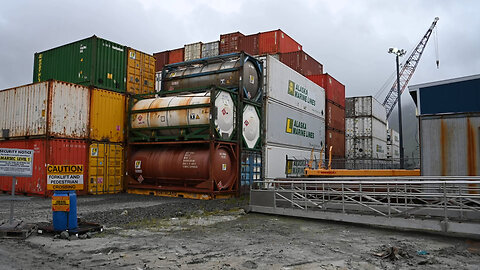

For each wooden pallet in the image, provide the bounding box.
[0,220,37,239]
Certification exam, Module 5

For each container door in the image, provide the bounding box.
[106,144,124,193]
[88,142,107,194]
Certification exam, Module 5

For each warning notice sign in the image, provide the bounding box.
[47,165,84,190]
[52,196,70,211]
[0,148,34,177]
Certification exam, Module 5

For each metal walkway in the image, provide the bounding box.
[250,176,480,238]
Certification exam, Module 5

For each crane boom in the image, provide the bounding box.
[383,17,439,118]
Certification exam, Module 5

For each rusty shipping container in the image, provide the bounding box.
[0,139,89,197]
[240,33,259,55]
[89,89,126,142]
[0,80,89,139]
[126,48,155,95]
[219,32,244,54]
[279,50,323,77]
[168,48,184,64]
[184,42,203,61]
[326,101,345,132]
[420,113,480,176]
[201,41,219,58]
[326,128,345,157]
[88,142,124,194]
[308,74,345,108]
[258,29,302,55]
[154,50,169,72]
[127,144,238,192]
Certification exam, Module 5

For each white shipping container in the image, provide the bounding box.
[346,96,387,123]
[184,42,202,61]
[387,128,400,146]
[0,81,89,139]
[201,41,219,58]
[260,55,325,118]
[387,144,400,159]
[266,99,325,150]
[345,117,387,141]
[346,137,387,159]
[264,144,314,180]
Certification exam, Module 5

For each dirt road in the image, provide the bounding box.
[1,193,479,269]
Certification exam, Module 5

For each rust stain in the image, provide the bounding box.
[466,118,478,194]
[440,119,447,176]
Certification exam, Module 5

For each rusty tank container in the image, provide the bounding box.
[130,91,235,139]
[128,145,237,191]
[162,53,262,100]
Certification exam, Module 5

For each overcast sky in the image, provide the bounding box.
[1,0,479,101]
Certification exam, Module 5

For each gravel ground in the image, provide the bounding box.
[0,193,479,270]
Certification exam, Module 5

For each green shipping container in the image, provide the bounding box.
[33,36,127,92]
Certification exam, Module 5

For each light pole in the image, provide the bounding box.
[388,47,406,169]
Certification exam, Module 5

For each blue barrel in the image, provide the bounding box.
[52,190,78,231]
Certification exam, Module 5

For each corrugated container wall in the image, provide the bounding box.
[346,96,387,123]
[88,142,124,194]
[265,144,312,180]
[219,32,244,54]
[201,41,219,58]
[387,144,400,159]
[0,139,89,197]
[89,89,126,142]
[154,51,169,72]
[420,113,480,176]
[126,49,155,95]
[279,50,323,77]
[346,137,387,159]
[326,129,345,157]
[308,74,345,108]
[0,81,89,139]
[184,42,203,61]
[33,36,127,92]
[265,55,325,118]
[326,102,345,132]
[240,34,259,55]
[168,48,184,64]
[387,129,400,146]
[345,117,387,141]
[259,30,302,55]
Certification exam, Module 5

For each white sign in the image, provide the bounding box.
[0,148,34,177]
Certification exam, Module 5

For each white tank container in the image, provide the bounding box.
[242,104,261,149]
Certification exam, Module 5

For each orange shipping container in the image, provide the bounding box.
[259,29,302,55]
[326,128,345,158]
[0,139,89,197]
[220,32,244,54]
[154,50,169,72]
[326,101,345,132]
[168,48,184,64]
[126,48,155,95]
[308,74,345,108]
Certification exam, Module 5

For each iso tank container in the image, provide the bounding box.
[345,117,387,141]
[154,50,169,72]
[326,102,345,132]
[326,129,345,157]
[279,50,323,77]
[88,142,124,194]
[201,41,219,58]
[266,100,325,150]
[259,29,302,55]
[126,48,155,95]
[89,89,126,142]
[264,55,325,118]
[184,42,203,61]
[346,137,387,159]
[33,36,127,92]
[219,32,244,54]
[0,81,89,139]
[0,139,88,197]
[168,48,184,64]
[264,144,313,180]
[346,96,387,123]
[308,74,345,108]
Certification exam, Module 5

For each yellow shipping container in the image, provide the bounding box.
[90,89,126,142]
[127,48,155,95]
[88,142,124,194]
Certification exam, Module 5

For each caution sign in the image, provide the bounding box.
[0,148,34,177]
[47,165,84,190]
[52,196,70,212]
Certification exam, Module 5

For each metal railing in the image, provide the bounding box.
[250,177,480,237]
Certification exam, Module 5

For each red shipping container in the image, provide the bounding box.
[308,74,345,107]
[0,139,89,197]
[279,50,323,77]
[240,33,259,55]
[154,50,169,72]
[259,29,302,55]
[220,32,245,54]
[326,128,345,158]
[326,101,345,132]
[168,48,184,64]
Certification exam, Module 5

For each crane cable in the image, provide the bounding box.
[434,24,439,68]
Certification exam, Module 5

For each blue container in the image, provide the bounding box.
[52,190,78,231]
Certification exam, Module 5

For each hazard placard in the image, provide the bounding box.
[52,196,70,211]
[47,165,84,190]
